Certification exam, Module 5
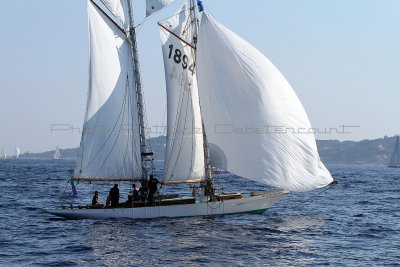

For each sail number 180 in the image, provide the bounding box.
[168,44,195,75]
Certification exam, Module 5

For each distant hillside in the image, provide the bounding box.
[22,147,79,160]
[317,136,396,165]
[21,135,397,165]
[21,136,167,161]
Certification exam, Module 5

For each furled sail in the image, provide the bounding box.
[196,12,333,192]
[74,1,142,179]
[146,0,174,17]
[159,3,205,182]
[99,0,130,29]
[388,136,400,167]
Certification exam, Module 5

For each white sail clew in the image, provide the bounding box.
[159,4,205,182]
[146,0,175,17]
[100,0,130,29]
[74,1,142,179]
[196,12,333,192]
[388,136,400,168]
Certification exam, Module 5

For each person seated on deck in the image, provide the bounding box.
[124,184,140,206]
[90,191,104,208]
[147,175,160,205]
[131,184,140,201]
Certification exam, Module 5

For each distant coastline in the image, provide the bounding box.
[20,135,398,165]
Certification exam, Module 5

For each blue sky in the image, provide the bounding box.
[0,0,399,154]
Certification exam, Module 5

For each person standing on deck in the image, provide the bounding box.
[109,184,120,207]
[147,175,160,205]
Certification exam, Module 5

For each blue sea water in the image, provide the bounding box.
[0,159,399,266]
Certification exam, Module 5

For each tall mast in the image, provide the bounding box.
[189,0,214,195]
[127,0,153,180]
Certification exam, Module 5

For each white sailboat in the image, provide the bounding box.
[15,147,20,159]
[53,146,62,160]
[388,135,400,168]
[46,0,334,220]
[0,149,6,159]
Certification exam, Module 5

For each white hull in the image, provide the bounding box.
[46,190,288,220]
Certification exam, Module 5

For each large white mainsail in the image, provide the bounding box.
[388,136,400,167]
[159,3,205,182]
[196,12,333,192]
[74,1,142,179]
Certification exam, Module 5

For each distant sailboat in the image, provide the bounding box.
[53,146,62,160]
[0,149,5,159]
[15,147,20,159]
[388,136,400,168]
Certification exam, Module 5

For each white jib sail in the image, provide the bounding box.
[159,3,205,182]
[146,0,175,17]
[389,136,400,167]
[15,147,20,158]
[74,1,142,179]
[196,12,333,192]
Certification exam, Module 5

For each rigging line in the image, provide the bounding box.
[158,3,190,24]
[133,0,177,31]
[154,106,167,159]
[128,62,140,176]
[288,181,338,210]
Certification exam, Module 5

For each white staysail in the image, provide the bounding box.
[159,3,205,182]
[74,1,142,179]
[15,147,20,158]
[54,146,62,160]
[146,0,174,16]
[196,12,333,192]
[388,136,400,167]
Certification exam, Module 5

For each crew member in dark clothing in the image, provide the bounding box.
[131,184,139,201]
[125,184,139,206]
[92,191,100,206]
[147,175,160,205]
[109,184,120,207]
[91,191,104,208]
